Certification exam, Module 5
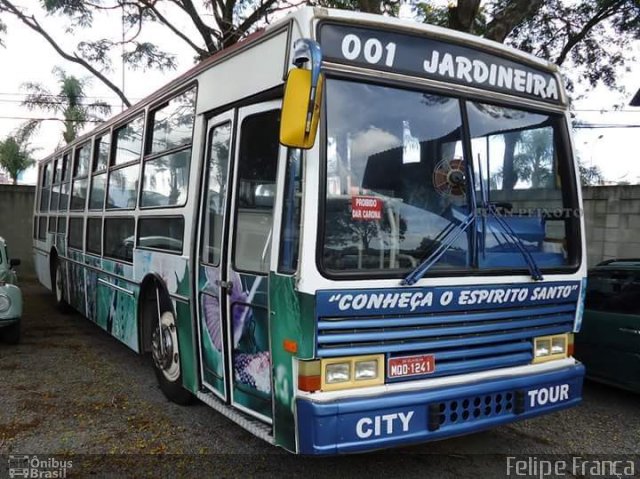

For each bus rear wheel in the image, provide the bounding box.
[150,297,193,405]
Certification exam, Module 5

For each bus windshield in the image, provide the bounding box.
[321,78,579,276]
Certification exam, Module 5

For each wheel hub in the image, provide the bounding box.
[152,326,174,371]
[151,311,181,382]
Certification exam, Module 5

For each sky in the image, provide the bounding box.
[0,1,639,185]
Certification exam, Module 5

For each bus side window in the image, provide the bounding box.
[233,109,280,274]
[202,122,232,266]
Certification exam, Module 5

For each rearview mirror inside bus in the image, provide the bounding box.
[279,68,323,149]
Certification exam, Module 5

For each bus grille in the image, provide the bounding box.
[316,302,576,379]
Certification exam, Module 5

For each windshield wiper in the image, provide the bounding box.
[401,211,475,286]
[473,139,543,281]
[484,203,544,281]
[401,144,545,285]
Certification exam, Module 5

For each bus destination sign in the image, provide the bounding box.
[318,23,561,104]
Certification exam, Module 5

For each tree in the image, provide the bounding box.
[1,1,639,107]
[0,0,304,106]
[578,161,605,186]
[315,0,400,15]
[512,129,555,188]
[22,67,111,144]
[0,121,39,184]
[412,0,640,97]
[507,0,640,96]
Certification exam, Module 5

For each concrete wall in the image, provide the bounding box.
[0,185,35,278]
[583,185,640,268]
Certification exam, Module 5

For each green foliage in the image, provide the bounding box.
[324,0,638,96]
[315,0,401,15]
[414,2,450,27]
[21,67,111,144]
[578,161,605,186]
[76,40,115,70]
[507,0,640,95]
[123,42,176,71]
[0,121,38,184]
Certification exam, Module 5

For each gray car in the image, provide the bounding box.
[0,236,22,344]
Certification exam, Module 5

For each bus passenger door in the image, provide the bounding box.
[225,102,281,422]
[197,111,235,401]
[196,101,280,423]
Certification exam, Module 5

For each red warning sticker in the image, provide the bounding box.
[352,196,382,221]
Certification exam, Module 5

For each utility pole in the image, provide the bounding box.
[121,3,126,112]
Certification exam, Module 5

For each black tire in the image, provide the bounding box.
[150,289,194,405]
[51,257,72,314]
[2,321,20,344]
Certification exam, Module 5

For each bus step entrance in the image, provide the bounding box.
[196,391,274,444]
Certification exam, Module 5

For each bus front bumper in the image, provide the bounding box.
[296,359,584,455]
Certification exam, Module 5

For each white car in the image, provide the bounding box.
[0,236,22,344]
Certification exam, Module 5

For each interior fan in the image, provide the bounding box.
[433,158,467,198]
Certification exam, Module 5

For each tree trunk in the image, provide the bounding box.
[484,0,544,43]
[358,0,381,14]
[448,0,481,33]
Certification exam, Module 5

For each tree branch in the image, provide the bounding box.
[211,0,236,48]
[485,0,544,43]
[121,5,145,44]
[447,0,481,33]
[555,0,623,65]
[139,0,208,56]
[236,0,281,39]
[173,0,219,53]
[0,0,131,107]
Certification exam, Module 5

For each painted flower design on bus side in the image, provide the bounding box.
[235,351,271,394]
[202,292,222,351]
[202,267,249,351]
[202,268,272,396]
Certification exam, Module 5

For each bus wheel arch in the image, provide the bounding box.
[139,274,194,405]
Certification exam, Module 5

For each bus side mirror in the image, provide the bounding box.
[280,69,324,149]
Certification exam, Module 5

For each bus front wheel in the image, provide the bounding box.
[51,257,71,314]
[150,295,193,405]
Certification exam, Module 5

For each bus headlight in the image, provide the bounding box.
[355,359,378,380]
[533,334,569,363]
[0,294,10,313]
[551,336,567,355]
[325,362,350,384]
[534,338,551,358]
[318,355,384,391]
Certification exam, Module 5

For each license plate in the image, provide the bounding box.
[388,354,435,378]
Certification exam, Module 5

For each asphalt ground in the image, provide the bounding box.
[0,282,638,478]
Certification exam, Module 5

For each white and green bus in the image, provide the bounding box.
[33,7,587,454]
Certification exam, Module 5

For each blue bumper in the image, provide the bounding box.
[296,362,584,455]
